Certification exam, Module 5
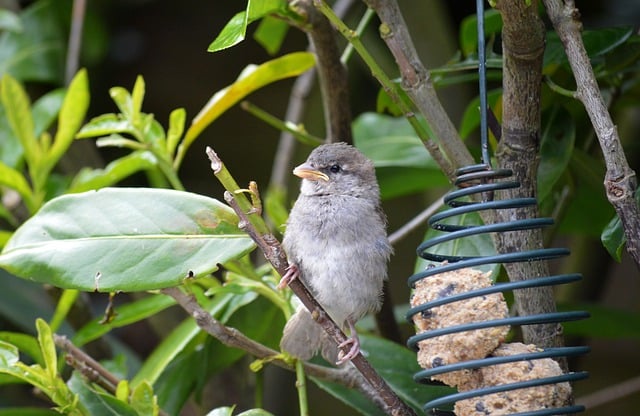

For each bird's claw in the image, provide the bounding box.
[277,264,299,290]
[336,335,360,365]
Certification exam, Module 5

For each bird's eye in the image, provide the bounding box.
[329,164,341,173]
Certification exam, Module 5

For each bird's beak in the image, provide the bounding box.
[293,163,329,181]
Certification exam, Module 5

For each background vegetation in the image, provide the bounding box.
[0,0,639,415]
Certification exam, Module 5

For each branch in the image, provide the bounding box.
[578,374,640,410]
[388,195,444,246]
[290,0,353,143]
[54,335,170,416]
[206,147,417,416]
[492,1,567,359]
[360,0,475,177]
[542,0,640,269]
[65,0,86,85]
[270,0,357,191]
[313,0,456,180]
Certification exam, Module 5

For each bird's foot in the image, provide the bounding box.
[277,264,299,290]
[336,321,361,365]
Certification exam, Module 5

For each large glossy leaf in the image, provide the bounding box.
[313,335,453,415]
[0,188,255,292]
[414,210,498,277]
[459,9,503,57]
[353,113,448,199]
[544,27,633,69]
[537,106,575,202]
[0,0,64,83]
[0,270,68,334]
[556,149,613,237]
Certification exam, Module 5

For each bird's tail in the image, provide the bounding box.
[280,305,339,363]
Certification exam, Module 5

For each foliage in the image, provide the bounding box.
[0,1,638,415]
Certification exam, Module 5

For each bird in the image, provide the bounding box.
[278,142,392,365]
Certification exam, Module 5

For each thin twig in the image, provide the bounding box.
[542,0,640,269]
[290,0,353,143]
[65,0,86,85]
[269,0,360,192]
[241,101,323,146]
[388,195,445,246]
[54,335,171,416]
[54,334,120,392]
[359,0,475,177]
[206,147,417,416]
[578,374,640,410]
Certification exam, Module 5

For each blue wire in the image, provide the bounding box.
[477,0,490,166]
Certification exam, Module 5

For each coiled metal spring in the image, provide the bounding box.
[406,164,590,416]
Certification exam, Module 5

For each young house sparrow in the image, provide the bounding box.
[278,142,392,365]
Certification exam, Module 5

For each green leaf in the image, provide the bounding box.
[247,0,286,20]
[254,16,289,55]
[166,108,186,157]
[0,409,60,416]
[0,339,19,367]
[556,149,613,237]
[35,318,56,380]
[545,27,634,68]
[353,112,448,199]
[68,151,158,193]
[68,372,138,416]
[205,407,234,416]
[155,296,282,414]
[47,69,90,167]
[131,75,145,124]
[32,88,65,138]
[49,289,79,333]
[0,101,23,167]
[208,11,248,52]
[237,410,275,416]
[601,214,625,262]
[313,335,453,415]
[131,288,235,387]
[180,52,315,163]
[73,293,176,347]
[0,0,65,83]
[459,89,502,139]
[0,9,22,33]
[109,86,134,120]
[600,188,639,261]
[1,73,39,166]
[414,210,499,277]
[0,332,42,366]
[0,161,33,203]
[537,106,575,202]
[130,381,158,416]
[459,9,503,57]
[0,270,63,334]
[208,0,286,53]
[353,113,439,169]
[0,188,255,292]
[76,113,133,138]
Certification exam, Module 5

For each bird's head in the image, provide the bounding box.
[294,142,379,200]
